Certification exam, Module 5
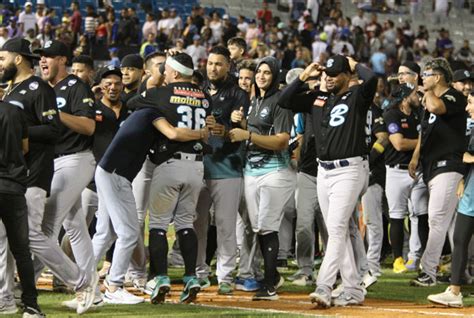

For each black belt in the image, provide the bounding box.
[319,159,350,170]
[55,152,78,158]
[388,164,409,170]
[172,153,203,161]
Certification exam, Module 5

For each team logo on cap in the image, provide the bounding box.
[68,79,77,86]
[326,59,334,68]
[44,40,52,48]
[465,71,470,77]
[29,81,39,90]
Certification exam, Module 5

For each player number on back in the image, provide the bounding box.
[177,105,206,129]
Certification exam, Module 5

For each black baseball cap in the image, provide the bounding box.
[34,40,68,57]
[453,69,473,82]
[120,54,143,69]
[401,61,421,76]
[98,65,122,79]
[324,55,351,77]
[0,37,39,59]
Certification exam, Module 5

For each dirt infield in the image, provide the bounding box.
[37,278,474,317]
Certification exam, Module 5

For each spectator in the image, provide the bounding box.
[106,11,118,45]
[157,9,173,37]
[352,8,368,30]
[222,15,238,44]
[209,12,223,45]
[70,1,82,45]
[142,13,158,42]
[36,22,54,47]
[182,16,198,46]
[282,40,296,70]
[42,8,59,32]
[0,27,8,47]
[117,8,135,46]
[307,0,322,25]
[333,35,355,56]
[108,47,120,67]
[84,5,98,40]
[169,9,183,41]
[366,13,382,38]
[95,14,108,45]
[186,35,208,69]
[19,2,37,36]
[191,5,204,33]
[257,2,273,25]
[291,46,309,68]
[370,45,388,77]
[382,20,397,58]
[7,17,22,39]
[433,0,451,25]
[436,28,454,56]
[237,15,249,34]
[455,40,473,66]
[36,0,47,34]
[312,32,328,63]
[140,33,158,58]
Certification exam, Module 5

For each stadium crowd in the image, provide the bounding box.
[0,0,473,317]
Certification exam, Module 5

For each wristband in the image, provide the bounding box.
[373,142,385,153]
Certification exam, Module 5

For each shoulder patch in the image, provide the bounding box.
[68,79,77,87]
[29,81,39,90]
[387,123,399,134]
[444,95,456,102]
[202,99,209,109]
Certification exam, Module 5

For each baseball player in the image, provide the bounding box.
[126,50,167,289]
[285,69,328,286]
[0,38,96,315]
[193,45,250,294]
[128,52,212,304]
[120,54,144,105]
[35,40,98,312]
[383,83,428,274]
[409,58,467,287]
[396,61,428,272]
[229,56,295,301]
[427,91,474,307]
[234,60,264,292]
[71,55,95,86]
[279,55,377,307]
[0,93,45,317]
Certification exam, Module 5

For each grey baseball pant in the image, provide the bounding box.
[315,159,368,301]
[236,190,263,280]
[349,210,369,279]
[35,152,96,279]
[148,158,204,231]
[244,169,296,235]
[294,172,326,277]
[129,157,156,280]
[92,166,139,286]
[195,178,241,284]
[0,223,15,304]
[421,172,463,280]
[361,183,384,275]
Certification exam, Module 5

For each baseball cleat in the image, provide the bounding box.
[393,257,408,274]
[150,276,171,305]
[180,276,200,304]
[252,286,278,301]
[411,272,437,287]
[310,288,331,309]
[332,291,363,307]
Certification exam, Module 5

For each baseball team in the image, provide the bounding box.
[0,35,473,318]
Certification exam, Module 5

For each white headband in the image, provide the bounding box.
[166,57,194,76]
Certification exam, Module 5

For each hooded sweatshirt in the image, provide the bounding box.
[245,56,293,177]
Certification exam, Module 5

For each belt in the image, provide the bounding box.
[55,152,78,158]
[318,156,366,171]
[172,152,203,161]
[388,164,409,170]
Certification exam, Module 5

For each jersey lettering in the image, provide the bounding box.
[329,104,349,127]
[56,97,66,109]
[177,105,206,129]
[428,113,436,124]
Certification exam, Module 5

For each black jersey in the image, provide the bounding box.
[298,112,318,177]
[54,74,95,155]
[420,88,467,182]
[384,107,420,166]
[127,81,212,165]
[92,101,131,163]
[368,104,386,187]
[3,76,59,194]
[99,107,163,182]
[279,64,377,161]
[121,88,138,105]
[0,102,28,194]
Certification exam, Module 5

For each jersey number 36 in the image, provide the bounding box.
[177,105,206,130]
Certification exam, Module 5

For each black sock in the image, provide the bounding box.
[149,229,168,277]
[417,214,429,252]
[205,225,217,266]
[258,232,279,289]
[177,228,198,277]
[390,218,404,258]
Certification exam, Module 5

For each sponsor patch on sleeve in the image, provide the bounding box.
[388,123,400,134]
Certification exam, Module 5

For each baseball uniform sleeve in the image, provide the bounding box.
[278,78,315,113]
[355,63,377,109]
[28,83,60,143]
[70,82,95,118]
[372,105,386,135]
[442,91,467,117]
[272,102,294,135]
[383,109,402,135]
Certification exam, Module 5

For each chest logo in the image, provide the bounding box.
[329,104,349,127]
[19,90,27,95]
[56,97,66,109]
[9,100,24,109]
[29,81,39,90]
[202,99,209,109]
[428,113,437,124]
[259,107,270,119]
